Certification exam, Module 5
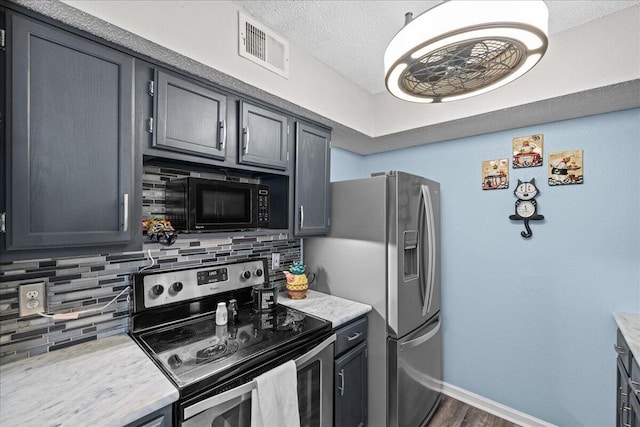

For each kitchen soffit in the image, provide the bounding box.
[231,0,640,95]
[230,1,640,154]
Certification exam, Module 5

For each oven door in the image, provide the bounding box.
[182,334,335,427]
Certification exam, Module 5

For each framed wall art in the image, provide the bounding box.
[548,149,583,185]
[482,158,509,190]
[512,134,543,168]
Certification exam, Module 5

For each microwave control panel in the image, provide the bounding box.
[257,185,270,228]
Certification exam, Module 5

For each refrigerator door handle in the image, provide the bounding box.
[400,318,441,352]
[420,184,436,317]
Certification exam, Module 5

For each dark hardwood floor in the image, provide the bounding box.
[428,395,521,427]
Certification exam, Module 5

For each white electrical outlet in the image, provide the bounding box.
[272,253,281,269]
[19,282,46,317]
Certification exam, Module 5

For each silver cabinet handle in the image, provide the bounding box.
[220,119,227,150]
[123,194,129,232]
[300,205,305,228]
[243,126,250,154]
[347,332,362,341]
[614,344,627,354]
[338,369,345,396]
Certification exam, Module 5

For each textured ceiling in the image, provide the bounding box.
[231,0,640,94]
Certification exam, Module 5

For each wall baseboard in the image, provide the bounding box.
[441,383,557,427]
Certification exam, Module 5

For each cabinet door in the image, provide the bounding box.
[7,13,134,250]
[238,101,288,170]
[294,122,331,236]
[335,341,368,427]
[153,69,227,160]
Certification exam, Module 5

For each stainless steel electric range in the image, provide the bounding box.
[130,258,334,426]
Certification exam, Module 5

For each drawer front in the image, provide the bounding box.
[335,316,367,357]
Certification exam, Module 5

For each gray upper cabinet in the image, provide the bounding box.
[294,122,331,236]
[238,101,289,170]
[5,13,135,251]
[153,69,228,160]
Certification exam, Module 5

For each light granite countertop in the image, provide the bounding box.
[0,334,178,427]
[614,312,640,358]
[279,290,372,328]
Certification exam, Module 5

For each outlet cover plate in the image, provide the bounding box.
[19,282,46,317]
[272,253,280,269]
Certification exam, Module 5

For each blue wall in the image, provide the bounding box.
[330,147,366,181]
[330,108,640,426]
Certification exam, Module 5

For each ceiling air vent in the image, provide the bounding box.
[239,12,289,79]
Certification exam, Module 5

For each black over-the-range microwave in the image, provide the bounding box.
[165,177,270,232]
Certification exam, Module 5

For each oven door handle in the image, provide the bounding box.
[182,333,336,421]
[293,334,336,367]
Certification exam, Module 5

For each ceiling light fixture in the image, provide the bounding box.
[384,0,549,103]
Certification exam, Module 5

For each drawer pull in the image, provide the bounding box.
[614,344,627,354]
[347,332,362,341]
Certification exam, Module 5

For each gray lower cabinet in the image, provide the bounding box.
[615,329,640,427]
[3,11,136,252]
[152,68,228,160]
[334,317,368,427]
[294,122,331,236]
[238,101,289,170]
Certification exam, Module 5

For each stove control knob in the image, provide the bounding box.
[171,281,183,293]
[167,354,182,369]
[151,284,164,296]
[254,268,263,277]
[241,270,252,280]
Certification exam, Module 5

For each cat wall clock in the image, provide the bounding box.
[509,178,544,238]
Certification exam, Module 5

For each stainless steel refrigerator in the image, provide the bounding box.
[304,171,442,427]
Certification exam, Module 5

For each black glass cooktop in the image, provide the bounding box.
[136,304,330,390]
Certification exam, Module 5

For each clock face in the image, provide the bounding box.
[516,200,536,218]
[514,182,538,200]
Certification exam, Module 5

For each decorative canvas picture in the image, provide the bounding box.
[512,134,543,168]
[482,158,509,190]
[548,149,583,185]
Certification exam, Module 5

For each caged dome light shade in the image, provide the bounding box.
[384,0,549,103]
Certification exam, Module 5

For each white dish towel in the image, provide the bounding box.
[250,360,301,427]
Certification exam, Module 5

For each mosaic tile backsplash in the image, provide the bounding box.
[0,165,301,365]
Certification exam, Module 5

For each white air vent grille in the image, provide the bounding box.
[239,12,289,78]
